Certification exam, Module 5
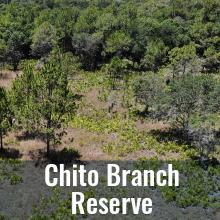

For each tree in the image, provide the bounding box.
[133,73,165,115]
[11,52,76,157]
[5,31,25,71]
[0,87,10,150]
[0,2,39,69]
[31,22,58,58]
[72,33,102,70]
[105,30,132,56]
[140,39,168,72]
[168,44,200,77]
[167,74,215,131]
[207,82,220,113]
[9,60,37,131]
[105,56,131,90]
[203,45,220,73]
[188,127,216,160]
[0,39,6,70]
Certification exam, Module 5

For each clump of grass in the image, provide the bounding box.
[30,187,96,219]
[70,71,110,93]
[0,158,23,185]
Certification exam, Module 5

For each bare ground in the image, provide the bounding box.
[0,70,21,89]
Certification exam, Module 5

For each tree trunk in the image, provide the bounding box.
[143,105,149,116]
[13,63,17,72]
[46,134,50,158]
[0,131,3,150]
[46,115,52,157]
[46,85,53,158]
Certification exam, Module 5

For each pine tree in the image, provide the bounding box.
[11,52,76,156]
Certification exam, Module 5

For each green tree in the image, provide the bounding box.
[203,45,220,73]
[0,39,6,71]
[5,31,25,71]
[9,61,36,131]
[0,2,39,68]
[105,56,131,90]
[72,33,102,70]
[105,30,132,56]
[31,22,58,58]
[167,74,215,131]
[168,44,199,77]
[133,73,165,115]
[140,39,168,72]
[11,52,76,156]
[34,8,79,52]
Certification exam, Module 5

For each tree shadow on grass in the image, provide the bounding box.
[48,148,81,165]
[16,131,45,141]
[0,148,22,159]
[149,128,188,145]
[149,128,220,168]
[30,148,82,167]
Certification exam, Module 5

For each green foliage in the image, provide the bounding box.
[140,39,168,71]
[105,30,132,55]
[5,31,25,70]
[31,22,58,58]
[133,73,165,115]
[29,187,96,220]
[135,158,220,208]
[0,1,219,218]
[0,158,23,185]
[0,39,6,66]
[0,213,5,220]
[10,52,77,156]
[70,71,110,93]
[168,44,199,77]
[0,2,38,69]
[72,110,195,158]
[29,188,75,220]
[204,45,220,72]
[161,161,220,208]
[105,56,132,90]
[0,87,11,149]
[167,74,216,130]
[0,0,218,71]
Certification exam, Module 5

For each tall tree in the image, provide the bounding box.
[5,31,25,71]
[11,52,77,156]
[31,22,58,58]
[133,73,165,115]
[168,44,199,78]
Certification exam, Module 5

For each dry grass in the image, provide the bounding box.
[0,70,20,89]
[136,120,170,132]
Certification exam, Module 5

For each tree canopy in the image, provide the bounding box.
[0,0,219,71]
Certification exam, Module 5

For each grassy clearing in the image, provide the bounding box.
[71,110,197,159]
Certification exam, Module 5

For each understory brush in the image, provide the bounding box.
[0,158,23,185]
[135,157,220,208]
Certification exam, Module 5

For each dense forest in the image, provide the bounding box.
[0,0,220,219]
[0,0,219,71]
